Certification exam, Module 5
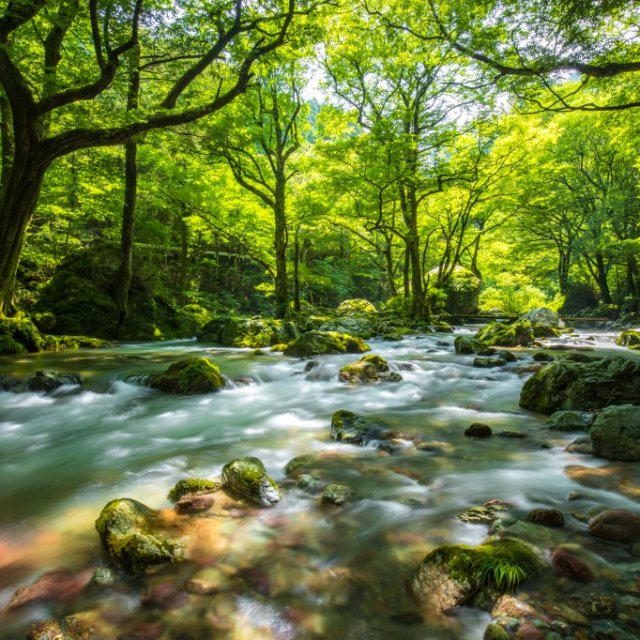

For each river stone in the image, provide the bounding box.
[526,509,564,528]
[26,370,81,392]
[588,508,640,545]
[149,357,225,394]
[533,351,554,362]
[175,493,215,514]
[549,548,594,583]
[590,404,640,461]
[338,354,403,383]
[474,356,507,368]
[168,478,218,502]
[519,308,562,329]
[283,330,370,357]
[546,410,594,432]
[565,593,616,619]
[483,623,510,640]
[319,316,374,338]
[28,617,94,640]
[95,498,178,575]
[590,621,638,640]
[475,320,535,347]
[615,329,640,349]
[519,357,640,414]
[321,483,354,505]
[197,317,298,347]
[410,538,540,614]
[454,335,496,355]
[566,435,593,454]
[221,457,281,507]
[458,500,510,524]
[465,423,493,438]
[330,409,391,445]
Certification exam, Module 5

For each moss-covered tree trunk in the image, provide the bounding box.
[274,170,289,319]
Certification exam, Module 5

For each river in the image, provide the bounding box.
[0,329,638,639]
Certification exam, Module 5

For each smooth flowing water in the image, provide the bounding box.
[0,330,638,639]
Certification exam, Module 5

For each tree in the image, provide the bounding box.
[0,0,319,315]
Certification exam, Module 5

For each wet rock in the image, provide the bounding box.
[513,623,546,640]
[233,376,254,386]
[566,435,593,454]
[590,620,638,640]
[496,350,518,362]
[90,567,115,586]
[520,308,563,329]
[519,356,640,414]
[454,335,496,355]
[338,354,403,384]
[297,474,322,493]
[565,593,616,619]
[0,316,45,355]
[0,373,20,391]
[382,332,404,342]
[458,500,510,524]
[515,363,544,374]
[283,330,370,357]
[175,493,215,514]
[28,616,94,640]
[319,316,374,338]
[590,404,640,461]
[410,538,540,614]
[95,498,179,575]
[565,464,640,501]
[9,569,92,608]
[142,581,189,609]
[474,356,507,368]
[197,317,298,348]
[377,438,407,454]
[533,351,554,362]
[549,548,595,583]
[526,508,565,528]
[475,320,535,347]
[25,370,81,392]
[330,409,392,445]
[483,623,510,640]
[221,457,281,507]
[546,410,594,432]
[321,483,354,505]
[498,430,528,439]
[615,330,640,349]
[465,423,493,438]
[588,508,640,545]
[415,440,452,455]
[149,357,225,394]
[168,478,218,502]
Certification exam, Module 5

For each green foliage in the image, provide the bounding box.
[480,274,564,314]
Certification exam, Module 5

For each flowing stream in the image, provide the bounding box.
[0,329,638,639]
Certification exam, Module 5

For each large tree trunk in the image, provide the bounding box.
[0,92,13,200]
[293,225,301,313]
[273,173,288,319]
[595,252,612,304]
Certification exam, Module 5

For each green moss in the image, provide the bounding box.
[284,330,370,357]
[338,354,401,384]
[475,320,534,347]
[168,478,219,502]
[0,317,45,355]
[336,299,377,315]
[221,457,281,506]
[616,330,640,348]
[150,357,225,395]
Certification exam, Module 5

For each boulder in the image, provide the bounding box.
[590,404,640,461]
[95,498,179,574]
[338,354,402,383]
[545,410,594,432]
[284,330,369,358]
[336,299,377,316]
[475,320,535,347]
[549,547,595,583]
[588,508,640,545]
[321,483,354,505]
[519,307,563,329]
[221,457,281,507]
[25,370,81,392]
[330,410,392,445]
[168,478,218,502]
[454,335,496,355]
[465,423,493,438]
[0,316,45,355]
[519,357,640,414]
[615,329,640,349]
[410,538,539,614]
[473,356,507,368]
[197,317,299,348]
[526,508,564,528]
[457,500,510,524]
[319,316,374,338]
[149,357,225,394]
[565,593,616,619]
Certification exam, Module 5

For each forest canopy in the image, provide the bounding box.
[1,0,639,337]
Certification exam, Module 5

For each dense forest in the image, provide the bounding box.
[0,0,639,344]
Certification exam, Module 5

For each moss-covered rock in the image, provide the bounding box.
[336,299,377,315]
[519,307,562,329]
[454,335,496,355]
[519,357,640,414]
[545,410,594,432]
[167,478,219,502]
[283,330,369,358]
[616,330,640,349]
[410,538,540,614]
[590,405,640,461]
[95,498,179,575]
[149,357,225,395]
[0,317,46,355]
[330,409,392,445]
[319,316,374,338]
[338,354,403,384]
[26,370,81,392]
[221,457,281,507]
[475,320,535,347]
[321,483,354,505]
[217,317,299,348]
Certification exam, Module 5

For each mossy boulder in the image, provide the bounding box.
[519,307,562,329]
[336,299,377,315]
[221,457,281,507]
[321,483,354,505]
[454,335,496,355]
[26,370,81,392]
[475,320,535,348]
[168,478,219,502]
[519,357,640,414]
[283,330,369,358]
[197,317,298,348]
[338,354,402,384]
[330,409,392,445]
[149,358,225,395]
[95,498,179,575]
[319,316,374,338]
[410,538,540,614]
[545,410,594,432]
[0,317,46,355]
[616,330,640,349]
[590,405,640,461]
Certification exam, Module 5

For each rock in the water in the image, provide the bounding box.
[546,410,594,432]
[175,493,215,514]
[221,457,281,507]
[590,404,640,461]
[588,508,640,545]
[475,320,535,347]
[321,483,354,505]
[519,357,640,414]
[473,356,507,368]
[565,593,616,618]
[465,423,493,438]
[330,409,392,445]
[410,538,539,614]
[454,335,496,355]
[9,569,91,608]
[95,498,178,574]
[532,351,554,362]
[197,316,298,347]
[483,624,510,640]
[0,317,45,355]
[28,617,94,640]
[526,508,564,528]
[566,435,593,454]
[338,354,402,383]
[615,329,640,349]
[168,478,218,502]
[149,357,225,394]
[26,370,81,392]
[519,308,563,329]
[549,547,595,583]
[589,620,637,640]
[457,500,510,524]
[283,330,370,358]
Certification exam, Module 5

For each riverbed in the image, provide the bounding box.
[0,329,638,639]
